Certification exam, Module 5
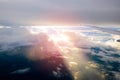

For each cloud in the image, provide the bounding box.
[0,27,36,51]
[0,26,119,79]
[88,26,120,35]
[0,0,120,26]
[0,26,4,28]
[11,68,30,74]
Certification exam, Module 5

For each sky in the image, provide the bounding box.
[0,0,120,26]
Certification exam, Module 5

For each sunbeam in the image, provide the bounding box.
[27,27,105,80]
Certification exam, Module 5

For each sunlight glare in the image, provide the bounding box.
[49,34,69,43]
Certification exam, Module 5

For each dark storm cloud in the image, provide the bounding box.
[0,0,120,26]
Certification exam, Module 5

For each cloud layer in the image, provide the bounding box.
[0,0,120,26]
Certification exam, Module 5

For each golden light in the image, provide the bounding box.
[27,26,105,80]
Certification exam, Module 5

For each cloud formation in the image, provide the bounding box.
[0,26,120,79]
[0,0,120,26]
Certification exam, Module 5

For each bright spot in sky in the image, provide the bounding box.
[49,34,69,43]
[29,27,70,43]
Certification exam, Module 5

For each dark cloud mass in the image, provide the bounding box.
[0,0,120,26]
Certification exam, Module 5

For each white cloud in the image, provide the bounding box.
[11,68,30,74]
[0,26,4,28]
